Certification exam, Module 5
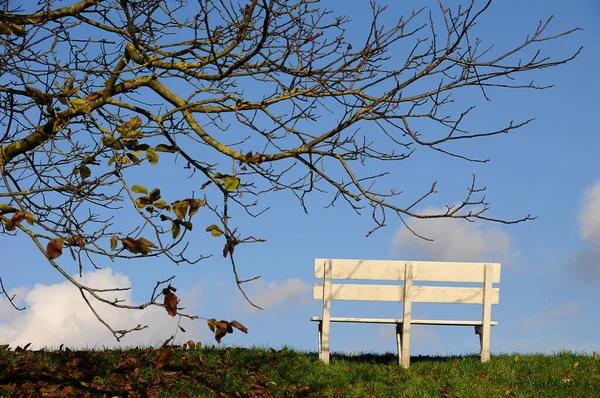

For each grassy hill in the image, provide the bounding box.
[1,344,599,397]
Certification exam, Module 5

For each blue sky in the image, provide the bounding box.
[1,0,599,357]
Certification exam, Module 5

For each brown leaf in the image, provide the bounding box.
[210,320,248,343]
[46,238,64,260]
[86,92,100,101]
[155,345,173,370]
[201,180,212,190]
[7,211,26,231]
[188,198,205,217]
[214,321,229,343]
[163,289,179,317]
[149,188,161,202]
[121,237,157,255]
[229,320,248,334]
[66,234,85,247]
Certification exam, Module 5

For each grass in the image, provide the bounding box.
[1,343,599,397]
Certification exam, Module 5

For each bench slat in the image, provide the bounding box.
[310,316,498,326]
[314,259,501,283]
[313,284,500,304]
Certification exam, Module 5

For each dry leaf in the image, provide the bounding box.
[200,180,212,190]
[229,320,248,334]
[214,321,229,343]
[163,288,179,317]
[207,318,217,332]
[155,345,173,370]
[121,237,157,255]
[24,213,35,226]
[209,319,248,343]
[46,238,64,260]
[110,236,118,251]
[7,211,26,231]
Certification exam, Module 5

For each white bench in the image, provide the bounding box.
[311,258,500,367]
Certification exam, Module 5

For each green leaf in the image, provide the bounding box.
[101,136,124,150]
[207,318,217,332]
[70,98,89,112]
[8,23,26,37]
[135,197,152,208]
[110,236,118,251]
[171,221,181,239]
[224,176,240,192]
[172,200,189,220]
[131,185,148,195]
[181,221,193,231]
[146,148,159,166]
[0,204,17,214]
[154,200,170,211]
[127,116,143,130]
[0,22,11,36]
[126,153,141,165]
[205,224,223,237]
[79,166,91,179]
[131,143,150,151]
[24,213,35,226]
[154,144,178,153]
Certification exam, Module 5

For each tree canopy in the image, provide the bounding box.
[0,0,580,340]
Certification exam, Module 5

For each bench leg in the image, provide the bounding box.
[474,325,490,362]
[401,323,411,368]
[318,322,322,360]
[396,324,402,366]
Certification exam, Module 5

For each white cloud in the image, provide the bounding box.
[571,180,600,281]
[520,301,581,332]
[239,278,311,314]
[393,207,515,263]
[0,268,205,350]
[579,181,600,243]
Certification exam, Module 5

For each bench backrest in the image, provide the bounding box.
[313,258,501,305]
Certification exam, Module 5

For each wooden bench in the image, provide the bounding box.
[311,258,501,367]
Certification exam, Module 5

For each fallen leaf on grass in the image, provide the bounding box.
[155,345,173,369]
